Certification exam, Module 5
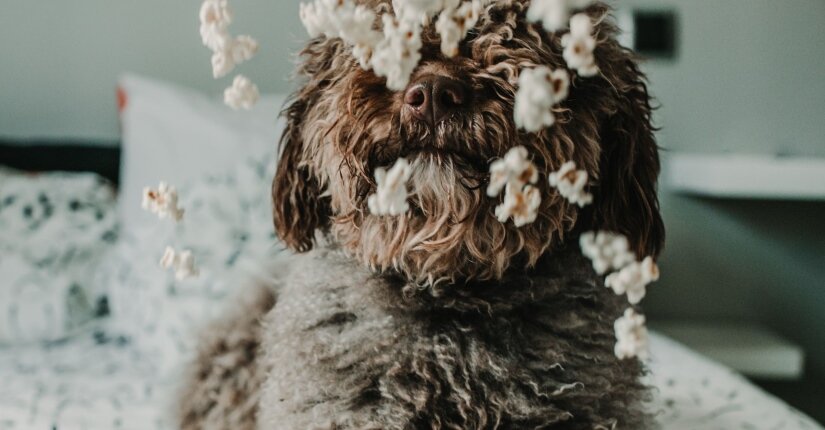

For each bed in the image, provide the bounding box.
[2,331,819,430]
[0,75,820,430]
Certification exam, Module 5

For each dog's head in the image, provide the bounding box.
[273,0,664,285]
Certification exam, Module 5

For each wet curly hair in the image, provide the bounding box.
[272,0,664,286]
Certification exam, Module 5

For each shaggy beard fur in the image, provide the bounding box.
[335,155,572,285]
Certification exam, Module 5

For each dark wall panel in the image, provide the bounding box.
[0,140,120,185]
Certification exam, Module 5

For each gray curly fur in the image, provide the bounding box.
[178,247,651,429]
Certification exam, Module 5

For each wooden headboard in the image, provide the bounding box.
[0,140,121,185]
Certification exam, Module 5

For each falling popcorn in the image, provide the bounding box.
[579,231,635,275]
[605,256,659,305]
[548,161,593,207]
[224,75,260,110]
[299,0,333,38]
[300,0,383,69]
[300,0,423,89]
[210,34,259,79]
[392,0,449,23]
[495,183,541,227]
[368,158,412,216]
[614,308,649,360]
[488,146,541,227]
[548,68,571,102]
[487,146,539,197]
[199,0,261,108]
[160,246,200,281]
[299,0,491,91]
[231,35,259,62]
[199,0,233,51]
[562,13,599,77]
[435,0,482,57]
[527,0,594,32]
[514,67,570,132]
[142,182,185,221]
[371,15,424,91]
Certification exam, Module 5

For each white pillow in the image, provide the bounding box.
[100,153,286,375]
[117,74,287,233]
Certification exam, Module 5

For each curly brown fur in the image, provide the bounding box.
[273,0,663,285]
[183,0,664,428]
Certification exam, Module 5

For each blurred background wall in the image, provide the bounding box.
[617,0,825,378]
[0,0,823,376]
[0,0,303,141]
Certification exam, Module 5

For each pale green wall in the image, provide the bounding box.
[618,0,825,376]
[0,0,303,141]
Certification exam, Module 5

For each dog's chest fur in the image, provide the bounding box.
[257,248,651,429]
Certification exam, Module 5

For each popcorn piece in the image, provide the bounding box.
[211,35,259,79]
[160,246,177,269]
[159,246,200,281]
[200,0,258,79]
[527,0,593,33]
[334,5,383,68]
[549,68,570,102]
[580,230,660,304]
[614,308,649,360]
[393,0,452,23]
[435,1,482,57]
[368,158,412,216]
[231,35,259,63]
[299,0,333,38]
[548,161,593,207]
[527,0,566,32]
[561,13,599,77]
[175,250,200,281]
[487,146,538,197]
[495,183,541,227]
[224,75,260,110]
[211,50,235,78]
[299,0,483,90]
[300,0,385,71]
[142,182,184,221]
[301,0,378,42]
[200,0,233,51]
[514,66,570,132]
[579,231,635,275]
[488,146,542,227]
[605,256,659,305]
[371,15,424,90]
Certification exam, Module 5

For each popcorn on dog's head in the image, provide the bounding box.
[272,0,664,286]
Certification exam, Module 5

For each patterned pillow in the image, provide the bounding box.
[0,168,116,344]
[99,152,285,375]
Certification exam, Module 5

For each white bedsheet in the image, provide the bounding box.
[0,331,820,430]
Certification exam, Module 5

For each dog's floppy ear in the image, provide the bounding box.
[272,38,341,252]
[271,98,330,253]
[586,49,665,258]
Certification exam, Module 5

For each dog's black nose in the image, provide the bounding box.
[404,75,470,126]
